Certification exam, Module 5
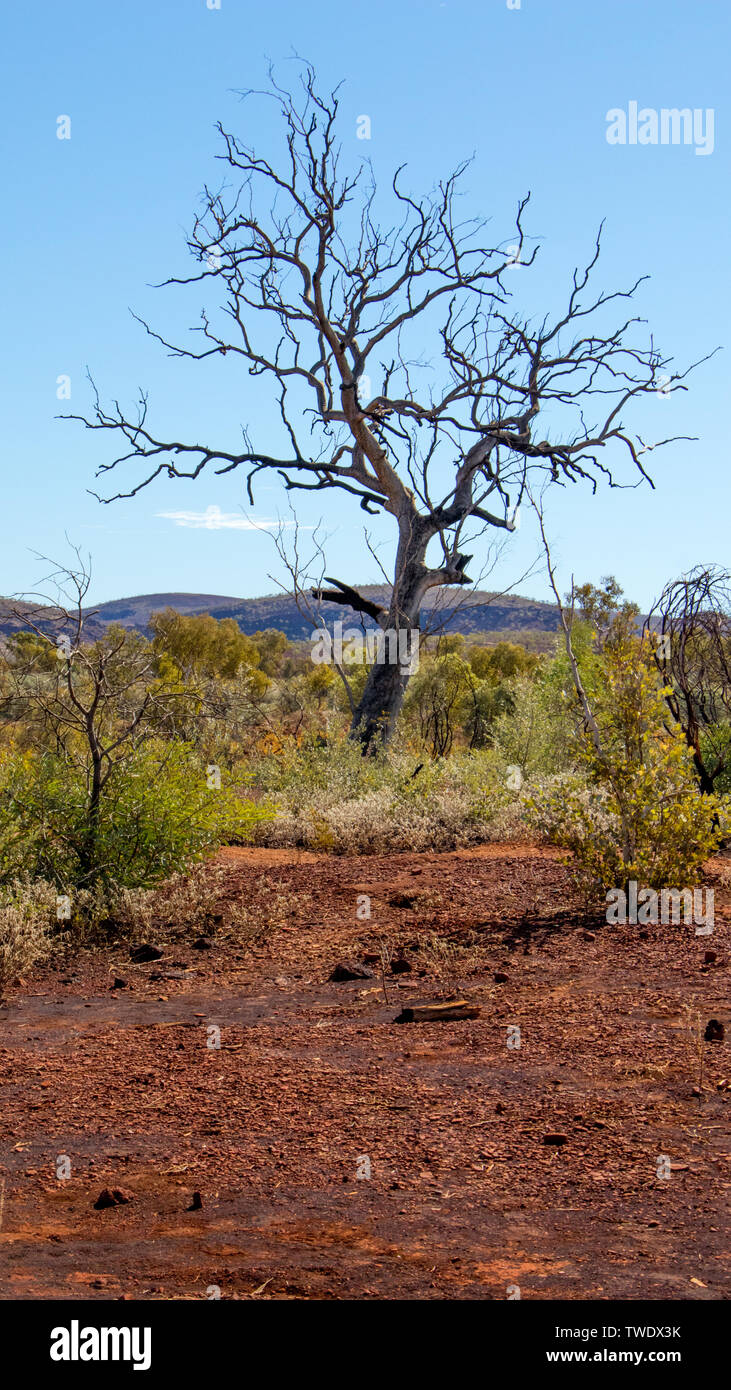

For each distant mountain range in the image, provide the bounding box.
[0,587,566,651]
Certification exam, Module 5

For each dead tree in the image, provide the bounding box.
[648,566,731,794]
[67,63,705,750]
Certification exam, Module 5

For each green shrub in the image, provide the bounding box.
[527,650,725,901]
[492,670,574,777]
[0,741,270,889]
[529,765,723,903]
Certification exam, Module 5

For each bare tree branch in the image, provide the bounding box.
[64,61,712,747]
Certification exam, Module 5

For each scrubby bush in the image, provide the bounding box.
[247,736,523,852]
[492,668,573,778]
[527,630,725,900]
[529,763,723,903]
[0,741,270,890]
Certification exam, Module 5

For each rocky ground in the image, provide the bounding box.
[0,844,728,1300]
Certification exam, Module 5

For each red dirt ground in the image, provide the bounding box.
[0,844,729,1301]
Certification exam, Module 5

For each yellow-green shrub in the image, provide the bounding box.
[528,641,724,900]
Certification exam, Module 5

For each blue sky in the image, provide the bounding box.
[2,0,728,611]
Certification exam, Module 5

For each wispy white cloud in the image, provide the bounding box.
[157,506,282,532]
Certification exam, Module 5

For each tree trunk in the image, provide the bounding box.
[349,522,429,751]
[351,651,416,751]
[78,725,104,885]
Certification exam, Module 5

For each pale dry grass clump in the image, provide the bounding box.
[0,862,267,984]
[114,863,232,944]
[115,864,301,949]
[265,786,525,854]
[711,856,731,888]
[0,880,58,986]
[250,742,528,854]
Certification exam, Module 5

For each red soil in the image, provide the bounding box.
[0,844,728,1300]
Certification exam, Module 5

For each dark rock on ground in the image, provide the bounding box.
[94,1187,135,1209]
[129,944,164,964]
[329,961,374,982]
